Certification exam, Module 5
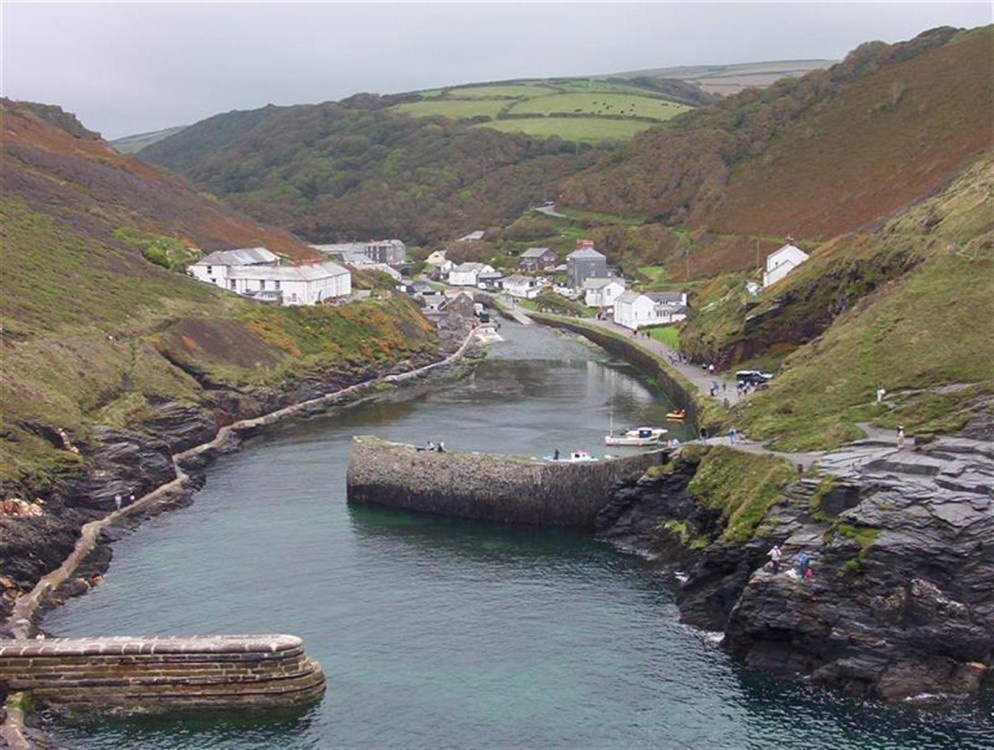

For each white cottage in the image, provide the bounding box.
[501,274,542,299]
[763,244,810,287]
[188,247,280,288]
[227,261,351,306]
[613,291,688,330]
[583,277,626,309]
[448,262,495,287]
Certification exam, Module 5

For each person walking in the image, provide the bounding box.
[767,544,782,573]
[897,425,906,449]
[114,493,122,512]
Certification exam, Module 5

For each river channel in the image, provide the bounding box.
[41,322,993,749]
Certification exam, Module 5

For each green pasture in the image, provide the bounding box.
[392,99,507,120]
[506,93,689,121]
[444,84,560,98]
[479,117,655,142]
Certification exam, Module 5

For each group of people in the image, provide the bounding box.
[766,545,814,579]
[420,440,445,452]
[113,490,136,513]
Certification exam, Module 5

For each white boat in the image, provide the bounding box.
[544,449,598,462]
[604,427,660,447]
[624,426,668,439]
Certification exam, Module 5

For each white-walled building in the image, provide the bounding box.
[613,291,688,330]
[583,277,626,308]
[763,243,810,287]
[448,262,496,287]
[188,247,280,288]
[227,261,351,306]
[501,274,543,299]
[188,247,350,306]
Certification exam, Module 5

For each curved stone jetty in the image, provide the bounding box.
[347,436,667,529]
[0,634,326,715]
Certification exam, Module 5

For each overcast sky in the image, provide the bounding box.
[3,1,991,139]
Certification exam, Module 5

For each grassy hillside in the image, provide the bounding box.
[558,27,993,244]
[0,101,439,493]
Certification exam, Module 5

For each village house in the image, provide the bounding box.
[518,247,558,271]
[448,262,497,287]
[312,239,406,266]
[566,240,608,289]
[188,247,280,288]
[583,277,626,309]
[613,290,688,330]
[501,274,543,299]
[763,243,810,287]
[188,248,351,306]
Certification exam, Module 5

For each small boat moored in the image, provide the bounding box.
[604,427,661,447]
[666,409,686,420]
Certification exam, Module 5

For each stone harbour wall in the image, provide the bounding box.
[346,437,667,529]
[0,634,326,715]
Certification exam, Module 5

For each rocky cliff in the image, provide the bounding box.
[595,423,993,701]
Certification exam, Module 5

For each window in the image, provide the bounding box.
[274,280,281,290]
[230,280,236,290]
[260,280,266,290]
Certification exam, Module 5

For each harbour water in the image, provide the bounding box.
[41,322,993,749]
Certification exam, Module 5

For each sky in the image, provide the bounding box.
[2,1,991,140]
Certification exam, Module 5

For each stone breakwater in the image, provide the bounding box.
[347,437,667,529]
[0,635,326,715]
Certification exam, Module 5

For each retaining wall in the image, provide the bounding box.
[0,635,326,715]
[346,437,667,529]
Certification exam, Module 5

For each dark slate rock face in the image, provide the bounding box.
[56,426,177,512]
[139,400,218,453]
[597,435,994,701]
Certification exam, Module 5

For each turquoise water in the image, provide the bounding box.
[41,323,994,749]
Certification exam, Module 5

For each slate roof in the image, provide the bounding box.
[567,247,606,260]
[228,261,349,281]
[521,247,554,258]
[196,247,279,266]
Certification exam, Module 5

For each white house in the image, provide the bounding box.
[227,261,351,306]
[763,243,809,287]
[614,291,688,330]
[501,274,542,299]
[583,277,626,309]
[448,262,495,287]
[188,247,280,288]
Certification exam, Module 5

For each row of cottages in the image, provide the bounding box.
[188,247,351,306]
[311,239,407,266]
[614,291,688,331]
[763,242,809,287]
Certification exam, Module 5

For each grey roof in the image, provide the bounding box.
[521,247,554,258]
[647,292,685,304]
[583,277,621,290]
[616,290,642,303]
[503,274,534,286]
[228,261,349,282]
[567,247,606,260]
[195,247,279,267]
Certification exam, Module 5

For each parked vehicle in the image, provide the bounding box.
[735,370,774,385]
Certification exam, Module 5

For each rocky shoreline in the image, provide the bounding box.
[595,419,993,702]
[0,312,484,639]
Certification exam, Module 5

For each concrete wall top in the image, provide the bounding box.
[0,634,303,658]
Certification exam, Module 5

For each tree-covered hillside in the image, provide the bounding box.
[140,97,602,244]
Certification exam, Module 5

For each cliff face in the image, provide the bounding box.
[596,426,993,701]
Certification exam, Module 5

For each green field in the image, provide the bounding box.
[507,93,688,121]
[437,84,559,98]
[389,78,692,142]
[392,99,508,120]
[479,117,657,142]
